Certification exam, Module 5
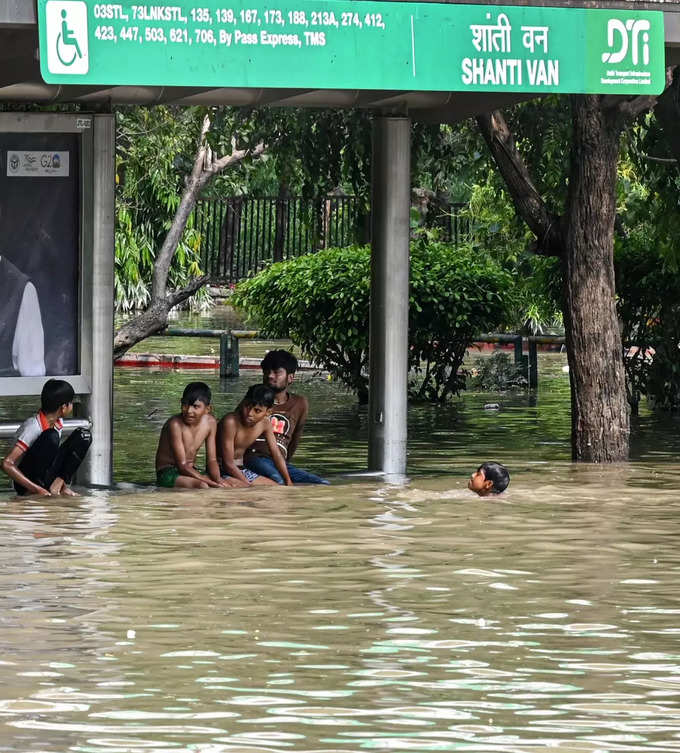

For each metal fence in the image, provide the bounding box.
[194,195,470,283]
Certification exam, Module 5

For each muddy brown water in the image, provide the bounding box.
[1,355,680,752]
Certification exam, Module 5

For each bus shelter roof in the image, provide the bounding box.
[0,0,679,120]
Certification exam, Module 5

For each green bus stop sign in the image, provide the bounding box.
[38,0,666,95]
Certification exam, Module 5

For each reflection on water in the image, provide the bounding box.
[3,469,680,752]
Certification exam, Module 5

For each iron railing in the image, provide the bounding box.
[194,195,470,283]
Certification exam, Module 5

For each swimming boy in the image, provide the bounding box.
[468,461,510,496]
[243,350,329,484]
[1,379,91,496]
[217,384,292,487]
[155,382,233,490]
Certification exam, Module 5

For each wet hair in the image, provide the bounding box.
[479,462,510,494]
[260,349,298,375]
[41,379,75,413]
[181,381,212,406]
[243,384,275,408]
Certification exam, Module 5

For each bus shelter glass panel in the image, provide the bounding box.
[0,134,80,378]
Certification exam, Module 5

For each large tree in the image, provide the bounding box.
[477,69,677,462]
[113,111,264,359]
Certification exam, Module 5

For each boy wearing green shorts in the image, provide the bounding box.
[155,382,234,490]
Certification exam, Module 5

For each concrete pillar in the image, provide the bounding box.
[82,114,115,486]
[528,339,539,389]
[368,115,411,475]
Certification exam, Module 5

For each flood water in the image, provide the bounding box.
[2,356,680,752]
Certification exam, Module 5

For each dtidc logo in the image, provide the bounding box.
[601,18,651,66]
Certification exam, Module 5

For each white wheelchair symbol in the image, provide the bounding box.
[56,9,83,67]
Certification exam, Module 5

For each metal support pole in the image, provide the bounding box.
[220,333,240,377]
[368,115,410,475]
[513,335,523,365]
[81,114,115,486]
[528,339,539,389]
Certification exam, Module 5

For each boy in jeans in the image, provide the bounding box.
[2,379,91,496]
[244,350,329,485]
[155,381,234,490]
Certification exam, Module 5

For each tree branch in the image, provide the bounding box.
[604,66,678,121]
[166,274,210,307]
[150,157,204,300]
[211,140,266,174]
[654,65,680,171]
[476,110,564,257]
[643,154,678,165]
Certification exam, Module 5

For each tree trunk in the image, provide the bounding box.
[476,77,673,463]
[113,276,209,360]
[563,95,629,462]
[113,300,174,359]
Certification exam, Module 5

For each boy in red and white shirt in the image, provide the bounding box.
[2,379,91,496]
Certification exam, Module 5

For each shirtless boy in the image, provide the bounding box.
[217,384,292,487]
[155,381,233,490]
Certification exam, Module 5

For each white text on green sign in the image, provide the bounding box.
[38,1,666,94]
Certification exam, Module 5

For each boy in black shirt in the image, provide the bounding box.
[2,379,91,496]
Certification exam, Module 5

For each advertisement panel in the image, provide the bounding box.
[0,134,80,378]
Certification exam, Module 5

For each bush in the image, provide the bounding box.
[616,240,680,413]
[232,241,513,402]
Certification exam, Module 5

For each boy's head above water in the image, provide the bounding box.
[180,382,212,423]
[239,384,275,427]
[468,461,510,496]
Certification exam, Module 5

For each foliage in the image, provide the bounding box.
[232,245,371,399]
[464,177,563,333]
[408,240,514,401]
[613,113,680,413]
[412,121,488,201]
[232,242,513,403]
[504,95,571,210]
[114,107,479,311]
[115,106,209,312]
[615,217,680,415]
[434,103,570,335]
[469,350,528,392]
[624,113,680,268]
[466,97,680,414]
